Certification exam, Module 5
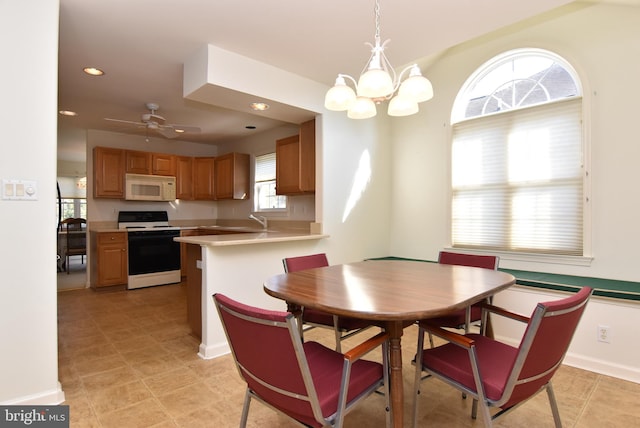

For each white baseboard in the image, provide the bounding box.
[495,334,640,384]
[562,352,640,383]
[198,341,231,360]
[1,382,65,405]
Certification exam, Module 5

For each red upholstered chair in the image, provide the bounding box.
[429,251,500,336]
[283,253,373,352]
[412,286,593,428]
[214,293,390,428]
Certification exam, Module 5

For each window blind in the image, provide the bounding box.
[255,153,276,182]
[451,98,583,255]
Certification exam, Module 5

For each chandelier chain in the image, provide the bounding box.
[374,0,381,41]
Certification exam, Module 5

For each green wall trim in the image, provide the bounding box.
[367,257,640,302]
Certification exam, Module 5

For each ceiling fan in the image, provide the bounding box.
[105,102,201,140]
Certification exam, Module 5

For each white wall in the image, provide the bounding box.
[390,2,640,381]
[0,0,64,404]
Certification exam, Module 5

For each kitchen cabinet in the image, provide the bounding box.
[176,156,194,200]
[125,150,151,174]
[185,242,202,338]
[193,157,215,200]
[94,146,125,198]
[179,229,201,277]
[276,118,315,195]
[91,231,127,288]
[152,153,176,176]
[125,150,175,176]
[214,152,250,200]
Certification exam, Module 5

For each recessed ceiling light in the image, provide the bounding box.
[83,67,104,76]
[250,102,269,111]
[174,129,185,133]
[59,110,77,116]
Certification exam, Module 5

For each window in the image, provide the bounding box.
[450,49,584,256]
[58,198,87,223]
[56,177,87,225]
[254,153,286,212]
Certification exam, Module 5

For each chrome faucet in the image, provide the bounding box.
[249,214,268,230]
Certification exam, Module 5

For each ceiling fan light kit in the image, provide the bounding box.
[104,102,201,140]
[324,0,433,119]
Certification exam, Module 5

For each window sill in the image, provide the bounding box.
[444,248,593,267]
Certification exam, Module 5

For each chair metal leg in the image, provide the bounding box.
[479,400,493,427]
[546,382,563,428]
[332,315,342,353]
[412,328,425,428]
[240,388,252,428]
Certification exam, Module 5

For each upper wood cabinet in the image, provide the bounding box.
[176,156,194,200]
[125,150,151,174]
[152,153,176,176]
[193,157,215,200]
[214,153,250,200]
[276,118,316,195]
[125,150,175,176]
[94,146,125,198]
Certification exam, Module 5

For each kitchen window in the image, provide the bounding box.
[254,152,286,212]
[450,49,586,257]
[57,177,87,225]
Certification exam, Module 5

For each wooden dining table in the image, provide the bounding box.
[263,259,516,427]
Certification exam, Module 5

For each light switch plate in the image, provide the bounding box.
[2,179,38,200]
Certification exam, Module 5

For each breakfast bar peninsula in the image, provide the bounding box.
[175,227,328,359]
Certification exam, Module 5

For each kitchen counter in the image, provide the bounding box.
[174,229,328,246]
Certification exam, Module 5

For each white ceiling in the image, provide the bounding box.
[58,0,617,161]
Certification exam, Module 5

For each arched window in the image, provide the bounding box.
[450,49,584,256]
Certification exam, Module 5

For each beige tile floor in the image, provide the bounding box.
[57,282,640,427]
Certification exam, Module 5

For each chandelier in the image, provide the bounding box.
[324,0,433,119]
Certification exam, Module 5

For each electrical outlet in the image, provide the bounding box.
[597,325,611,343]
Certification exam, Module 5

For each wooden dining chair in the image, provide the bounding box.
[214,293,390,428]
[283,253,373,352]
[412,286,593,428]
[61,217,87,274]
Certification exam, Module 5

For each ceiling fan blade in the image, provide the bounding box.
[156,127,180,139]
[166,124,201,133]
[104,118,144,127]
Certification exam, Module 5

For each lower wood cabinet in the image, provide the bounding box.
[185,243,202,339]
[180,229,201,277]
[91,231,128,288]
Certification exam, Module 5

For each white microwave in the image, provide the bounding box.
[125,173,176,201]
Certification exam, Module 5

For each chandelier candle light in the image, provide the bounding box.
[324,0,433,119]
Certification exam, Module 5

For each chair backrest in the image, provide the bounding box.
[438,251,499,270]
[62,217,86,231]
[213,293,323,426]
[63,218,86,253]
[499,286,593,408]
[283,253,329,273]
